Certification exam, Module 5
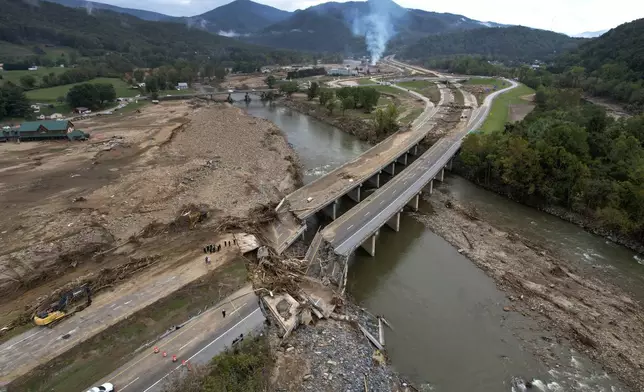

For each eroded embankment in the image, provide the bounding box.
[0,101,300,336]
[412,184,644,391]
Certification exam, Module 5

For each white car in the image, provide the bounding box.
[86,382,114,392]
[227,89,234,93]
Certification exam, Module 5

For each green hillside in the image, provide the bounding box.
[0,0,306,69]
[400,26,581,64]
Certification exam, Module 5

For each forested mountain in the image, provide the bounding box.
[246,9,367,53]
[180,0,292,35]
[244,0,507,53]
[399,26,581,64]
[46,0,171,21]
[519,18,644,112]
[0,0,306,70]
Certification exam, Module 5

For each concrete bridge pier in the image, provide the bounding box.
[347,184,362,203]
[408,144,419,156]
[367,172,381,188]
[396,153,408,166]
[385,211,401,232]
[360,230,379,256]
[407,192,421,211]
[383,162,396,176]
[437,168,445,182]
[323,200,338,220]
[447,158,453,171]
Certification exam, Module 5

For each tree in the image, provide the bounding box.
[214,67,227,81]
[318,89,334,106]
[373,103,399,137]
[203,64,215,79]
[326,98,340,115]
[342,96,355,114]
[133,69,145,82]
[279,81,299,97]
[0,83,30,120]
[19,75,36,89]
[307,82,319,101]
[265,75,277,89]
[96,83,116,103]
[66,84,100,109]
[144,76,159,93]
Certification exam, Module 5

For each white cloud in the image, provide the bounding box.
[98,0,644,35]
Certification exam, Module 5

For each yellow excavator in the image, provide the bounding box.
[33,285,92,327]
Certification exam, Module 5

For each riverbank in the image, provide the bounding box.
[280,97,382,143]
[454,167,644,255]
[412,179,644,391]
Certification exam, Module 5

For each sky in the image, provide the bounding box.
[100,0,644,36]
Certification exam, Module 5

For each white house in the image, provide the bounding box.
[176,82,189,90]
[28,66,38,71]
[49,113,63,119]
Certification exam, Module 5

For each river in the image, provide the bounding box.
[238,100,640,391]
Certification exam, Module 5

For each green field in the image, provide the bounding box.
[399,107,424,125]
[397,80,440,104]
[26,78,139,102]
[0,67,68,86]
[465,77,508,86]
[481,83,535,132]
[373,85,405,96]
[357,78,373,85]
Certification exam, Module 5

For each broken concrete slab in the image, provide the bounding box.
[263,293,300,335]
[234,233,260,254]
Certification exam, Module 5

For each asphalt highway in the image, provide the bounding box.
[0,239,240,385]
[281,79,450,222]
[321,79,519,255]
[88,285,265,392]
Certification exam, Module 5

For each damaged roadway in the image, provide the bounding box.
[91,285,264,392]
[0,100,300,385]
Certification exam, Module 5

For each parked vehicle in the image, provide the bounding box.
[86,382,114,392]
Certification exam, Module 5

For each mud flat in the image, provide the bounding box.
[0,100,300,337]
[412,182,644,391]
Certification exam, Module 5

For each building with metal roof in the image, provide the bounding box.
[1,120,88,142]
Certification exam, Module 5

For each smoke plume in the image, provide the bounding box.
[351,0,397,65]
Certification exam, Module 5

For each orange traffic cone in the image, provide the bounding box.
[172,354,177,362]
[162,351,167,357]
[153,347,159,353]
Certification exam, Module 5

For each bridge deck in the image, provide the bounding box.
[320,80,517,255]
[282,84,452,221]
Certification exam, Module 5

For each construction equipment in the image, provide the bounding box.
[33,284,92,327]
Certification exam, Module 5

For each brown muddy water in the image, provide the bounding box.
[240,100,639,391]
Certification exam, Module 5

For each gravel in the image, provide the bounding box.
[270,302,413,392]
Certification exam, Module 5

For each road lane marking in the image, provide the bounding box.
[119,377,140,391]
[177,304,245,352]
[107,299,241,382]
[1,330,44,352]
[142,308,261,392]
